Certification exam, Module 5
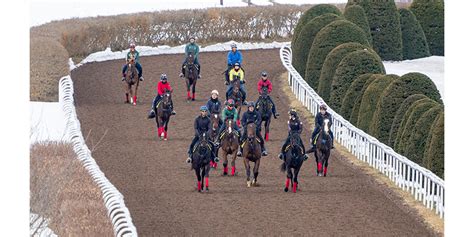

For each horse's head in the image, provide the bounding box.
[186,53,195,65]
[247,122,256,139]
[162,90,172,107]
[323,119,330,134]
[261,87,269,97]
[197,133,210,156]
[211,113,220,130]
[225,118,234,134]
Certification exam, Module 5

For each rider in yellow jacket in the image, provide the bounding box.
[226,62,247,105]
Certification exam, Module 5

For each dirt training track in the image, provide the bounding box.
[72,49,436,236]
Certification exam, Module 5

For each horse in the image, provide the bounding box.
[191,133,213,192]
[123,57,140,105]
[313,118,332,177]
[219,118,239,176]
[209,113,221,169]
[256,86,273,141]
[183,54,199,101]
[155,90,173,140]
[228,78,243,126]
[242,122,262,187]
[280,131,306,193]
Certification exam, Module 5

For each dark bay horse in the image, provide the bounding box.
[123,58,140,105]
[155,90,173,140]
[229,79,243,126]
[219,119,239,176]
[242,123,261,187]
[183,54,198,101]
[256,87,273,141]
[209,113,221,169]
[280,131,306,193]
[192,133,212,192]
[314,118,332,177]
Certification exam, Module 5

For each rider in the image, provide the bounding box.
[180,36,201,79]
[226,62,247,105]
[122,43,144,81]
[278,109,308,160]
[256,71,279,119]
[186,106,219,164]
[225,43,243,82]
[147,74,177,119]
[240,101,268,156]
[215,99,241,150]
[310,104,334,150]
[206,90,223,127]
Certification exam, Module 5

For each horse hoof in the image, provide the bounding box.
[205,188,209,192]
[192,98,195,101]
[251,179,256,186]
[284,187,288,192]
[164,138,168,141]
[223,172,228,176]
[247,181,251,188]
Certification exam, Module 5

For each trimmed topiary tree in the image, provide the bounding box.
[371,72,442,144]
[347,0,403,60]
[344,5,372,45]
[388,94,429,146]
[340,73,373,120]
[410,0,444,56]
[399,8,430,60]
[292,14,342,76]
[357,75,397,134]
[318,42,375,101]
[424,111,444,178]
[395,98,438,154]
[304,20,370,89]
[404,105,443,165]
[328,49,385,112]
[292,4,343,63]
[349,74,382,124]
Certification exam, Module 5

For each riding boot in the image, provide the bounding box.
[261,144,268,156]
[237,146,242,157]
[170,101,176,115]
[197,65,201,79]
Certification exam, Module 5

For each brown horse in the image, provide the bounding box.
[123,58,140,105]
[219,118,239,176]
[229,79,243,126]
[242,122,261,187]
[155,90,173,140]
[183,54,199,101]
[313,118,332,176]
[256,87,273,141]
[209,113,221,169]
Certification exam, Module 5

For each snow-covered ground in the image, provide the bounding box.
[383,56,444,99]
[33,41,444,145]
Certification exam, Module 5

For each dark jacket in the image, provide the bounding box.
[242,110,261,128]
[288,118,303,134]
[206,98,222,115]
[315,112,333,129]
[194,115,211,136]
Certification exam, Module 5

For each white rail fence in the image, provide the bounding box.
[279,45,444,218]
[59,76,138,236]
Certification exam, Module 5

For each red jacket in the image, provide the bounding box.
[157,81,172,95]
[257,79,273,94]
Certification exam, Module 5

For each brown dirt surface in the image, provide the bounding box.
[30,143,114,236]
[71,49,439,236]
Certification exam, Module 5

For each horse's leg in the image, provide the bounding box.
[204,163,211,192]
[293,165,301,193]
[244,158,251,187]
[317,150,323,176]
[122,81,129,103]
[192,78,196,101]
[133,80,139,105]
[194,167,202,192]
[253,158,260,185]
[265,118,271,141]
[231,150,237,176]
[222,150,228,176]
[285,165,292,193]
[163,117,169,140]
[323,152,330,177]
[155,113,161,138]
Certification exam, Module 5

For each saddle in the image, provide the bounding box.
[192,142,213,154]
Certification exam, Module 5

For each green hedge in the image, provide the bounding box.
[292,4,343,59]
[404,105,443,165]
[410,0,444,56]
[424,111,444,178]
[388,94,429,146]
[318,42,374,101]
[344,5,372,46]
[399,8,430,60]
[347,0,403,60]
[371,72,442,144]
[328,49,385,111]
[357,75,397,134]
[292,14,342,76]
[395,98,438,154]
[349,74,381,124]
[304,20,370,89]
[340,73,373,120]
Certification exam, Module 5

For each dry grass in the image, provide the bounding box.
[278,72,443,235]
[30,142,114,236]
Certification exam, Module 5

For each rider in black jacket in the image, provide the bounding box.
[240,102,267,156]
[278,109,308,160]
[310,104,334,150]
[186,106,219,163]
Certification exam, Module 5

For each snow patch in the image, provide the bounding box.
[30,101,68,145]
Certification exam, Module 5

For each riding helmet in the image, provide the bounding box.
[320,104,328,110]
[234,62,241,67]
[211,90,219,96]
[261,71,268,77]
[129,43,136,48]
[289,108,298,117]
[247,101,255,108]
[200,106,208,111]
[227,99,235,106]
[231,43,237,48]
[160,74,168,81]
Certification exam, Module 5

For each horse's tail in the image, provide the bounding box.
[280,162,287,172]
